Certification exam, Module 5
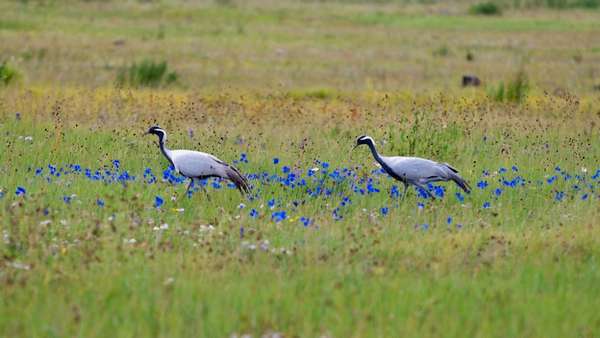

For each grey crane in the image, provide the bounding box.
[147,126,250,195]
[354,135,471,199]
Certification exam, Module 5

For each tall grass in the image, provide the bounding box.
[116,59,178,88]
[0,87,598,337]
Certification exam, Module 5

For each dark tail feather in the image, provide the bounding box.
[225,165,250,195]
[451,173,471,193]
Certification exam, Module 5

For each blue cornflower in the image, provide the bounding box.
[380,207,389,216]
[63,195,71,204]
[547,176,557,184]
[15,186,26,196]
[340,196,351,207]
[154,196,164,208]
[271,210,287,223]
[421,223,429,231]
[322,162,329,169]
[390,185,400,198]
[555,191,565,202]
[483,201,491,209]
[367,183,380,194]
[96,199,105,207]
[273,158,280,165]
[240,226,244,238]
[499,167,507,174]
[433,186,445,198]
[112,160,120,169]
[417,202,425,210]
[239,153,248,163]
[455,192,465,203]
[211,181,221,189]
[35,168,43,176]
[581,194,588,201]
[282,166,290,174]
[268,198,276,209]
[332,207,343,221]
[511,165,519,172]
[447,216,452,225]
[417,188,429,199]
[494,188,502,197]
[477,180,488,189]
[482,170,490,177]
[300,217,311,227]
[249,208,259,218]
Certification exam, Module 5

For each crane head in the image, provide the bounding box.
[354,135,375,150]
[147,126,165,136]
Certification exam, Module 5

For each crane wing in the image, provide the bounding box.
[171,150,227,178]
[382,156,448,181]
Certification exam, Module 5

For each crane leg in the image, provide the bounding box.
[200,184,211,201]
[186,178,194,197]
[402,182,409,200]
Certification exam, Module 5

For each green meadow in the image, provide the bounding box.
[1,1,599,337]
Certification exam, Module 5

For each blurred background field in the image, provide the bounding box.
[1,1,600,337]
[1,0,600,93]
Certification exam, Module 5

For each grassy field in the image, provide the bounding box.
[1,1,600,337]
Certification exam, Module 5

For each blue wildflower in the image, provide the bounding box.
[421,223,429,231]
[433,185,445,198]
[367,183,380,194]
[483,201,491,209]
[154,196,164,208]
[249,208,259,218]
[282,166,290,174]
[271,210,287,223]
[63,195,71,204]
[273,158,280,165]
[96,199,105,207]
[581,194,588,201]
[499,167,507,174]
[447,216,452,225]
[494,188,502,196]
[455,192,465,203]
[35,168,43,176]
[380,207,389,216]
[417,188,429,199]
[322,162,329,169]
[268,198,276,209]
[332,207,343,221]
[417,202,425,210]
[300,217,311,227]
[555,191,565,202]
[15,186,26,196]
[511,165,519,172]
[477,180,488,189]
[112,160,120,169]
[390,185,400,198]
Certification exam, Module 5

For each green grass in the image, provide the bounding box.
[1,0,600,336]
[0,88,599,337]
